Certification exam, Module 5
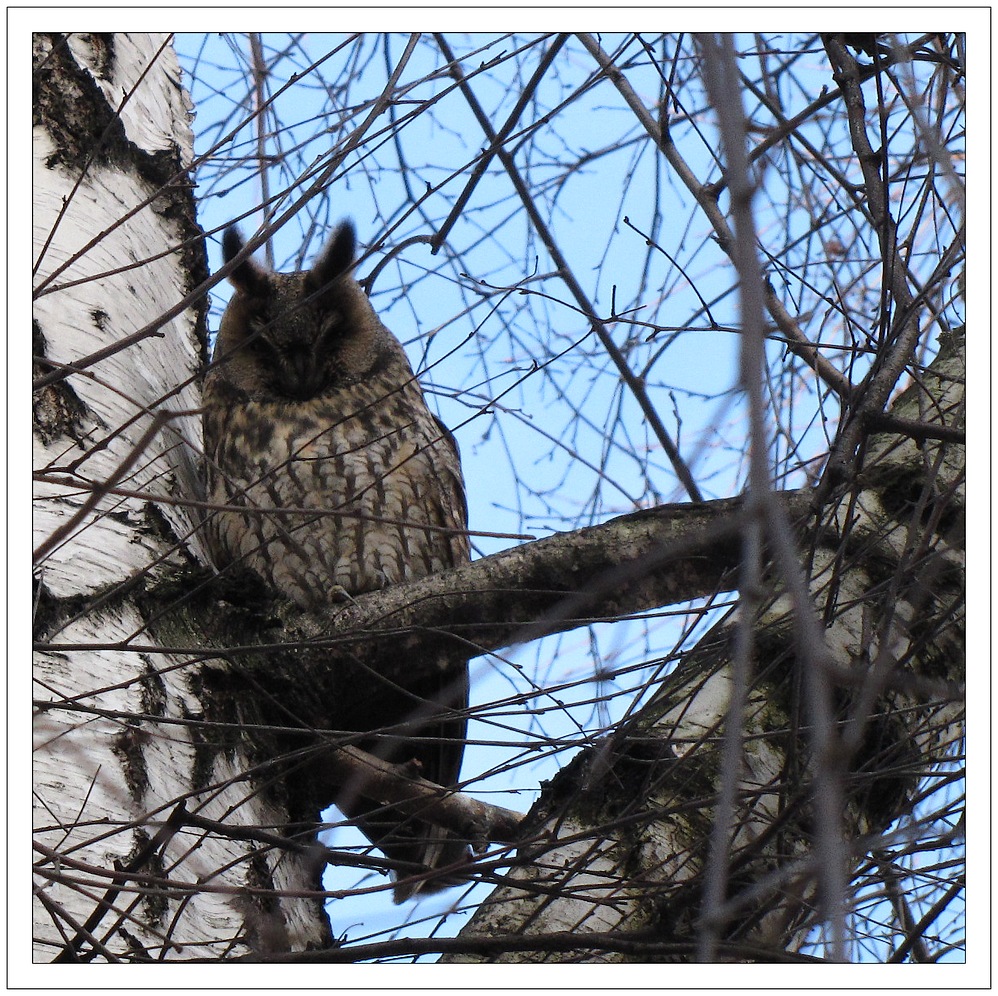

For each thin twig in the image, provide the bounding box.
[439,34,704,503]
[576,33,856,405]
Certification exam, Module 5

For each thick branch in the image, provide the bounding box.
[318,744,524,846]
[303,493,810,667]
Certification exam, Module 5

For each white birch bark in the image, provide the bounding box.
[32,32,329,961]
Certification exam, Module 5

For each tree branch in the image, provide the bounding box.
[302,494,802,667]
[317,743,525,847]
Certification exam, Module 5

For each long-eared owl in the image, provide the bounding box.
[202,221,470,901]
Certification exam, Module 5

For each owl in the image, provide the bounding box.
[202,221,471,901]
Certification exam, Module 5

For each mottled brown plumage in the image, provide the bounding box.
[202,222,470,901]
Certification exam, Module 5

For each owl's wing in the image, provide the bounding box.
[433,415,469,529]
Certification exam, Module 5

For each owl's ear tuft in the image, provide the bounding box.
[306,220,357,298]
[221,226,270,297]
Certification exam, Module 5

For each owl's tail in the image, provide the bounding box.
[333,663,472,903]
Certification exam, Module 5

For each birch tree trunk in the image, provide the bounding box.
[32,32,332,960]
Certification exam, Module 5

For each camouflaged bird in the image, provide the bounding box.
[202,221,470,901]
